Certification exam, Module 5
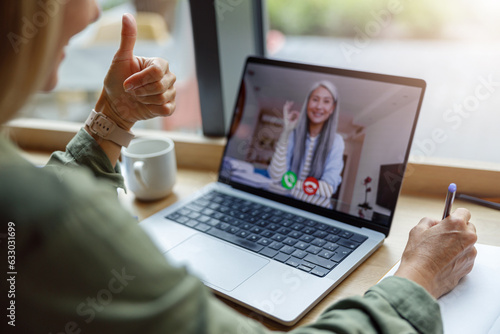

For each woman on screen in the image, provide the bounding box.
[268,80,344,207]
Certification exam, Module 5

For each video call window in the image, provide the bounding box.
[221,61,423,226]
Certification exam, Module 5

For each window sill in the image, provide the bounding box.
[4,118,500,200]
[5,118,226,172]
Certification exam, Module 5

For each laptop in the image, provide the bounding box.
[139,56,426,325]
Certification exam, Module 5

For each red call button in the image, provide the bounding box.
[303,177,319,196]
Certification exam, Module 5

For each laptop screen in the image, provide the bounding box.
[219,57,426,235]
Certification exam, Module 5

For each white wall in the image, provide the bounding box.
[349,102,418,217]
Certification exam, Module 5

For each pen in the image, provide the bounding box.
[442,183,457,219]
[456,193,500,211]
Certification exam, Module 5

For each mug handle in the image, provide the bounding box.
[133,161,148,189]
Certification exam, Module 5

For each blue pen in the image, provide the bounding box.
[442,183,457,219]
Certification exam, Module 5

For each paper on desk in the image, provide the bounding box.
[383,243,500,334]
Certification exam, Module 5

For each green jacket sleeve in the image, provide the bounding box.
[46,128,125,189]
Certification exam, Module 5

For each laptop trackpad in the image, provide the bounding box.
[165,234,269,292]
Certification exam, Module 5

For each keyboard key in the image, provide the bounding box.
[311,238,326,247]
[323,242,339,252]
[212,212,224,220]
[259,247,278,258]
[301,261,315,269]
[201,208,214,216]
[283,237,298,246]
[280,245,296,255]
[295,241,309,250]
[339,231,353,239]
[194,223,211,232]
[302,227,316,235]
[327,226,341,235]
[293,216,306,223]
[269,241,284,250]
[250,226,264,234]
[351,233,368,243]
[288,230,302,239]
[260,213,272,220]
[290,223,304,231]
[256,220,268,227]
[268,223,279,231]
[207,218,221,226]
[247,234,260,242]
[303,254,337,270]
[186,220,198,227]
[227,226,240,234]
[337,238,361,249]
[318,250,333,259]
[311,267,329,277]
[197,215,211,223]
[325,235,340,243]
[316,223,329,230]
[208,203,220,210]
[186,204,204,212]
[236,230,250,238]
[193,199,210,207]
[331,246,352,262]
[277,227,291,235]
[166,213,180,220]
[188,212,201,219]
[291,249,308,259]
[177,208,191,216]
[261,230,274,238]
[216,222,230,231]
[241,223,252,230]
[272,234,286,242]
[299,235,314,243]
[270,216,282,223]
[304,219,316,226]
[257,237,272,246]
[305,245,322,254]
[206,227,264,252]
[285,257,301,267]
[274,252,290,263]
[297,264,312,272]
[313,231,328,239]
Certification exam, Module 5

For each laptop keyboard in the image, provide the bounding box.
[165,191,368,277]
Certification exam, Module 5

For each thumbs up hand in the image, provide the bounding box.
[95,13,176,131]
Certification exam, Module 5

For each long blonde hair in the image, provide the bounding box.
[0,1,63,124]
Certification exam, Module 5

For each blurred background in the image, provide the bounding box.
[15,0,500,164]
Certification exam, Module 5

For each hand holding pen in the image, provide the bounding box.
[394,182,477,298]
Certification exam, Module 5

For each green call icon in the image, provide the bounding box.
[282,171,297,190]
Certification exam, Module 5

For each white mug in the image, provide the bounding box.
[121,137,177,201]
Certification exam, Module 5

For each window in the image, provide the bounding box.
[14,0,202,134]
[265,0,500,165]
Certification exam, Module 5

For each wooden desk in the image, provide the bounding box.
[117,167,500,331]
